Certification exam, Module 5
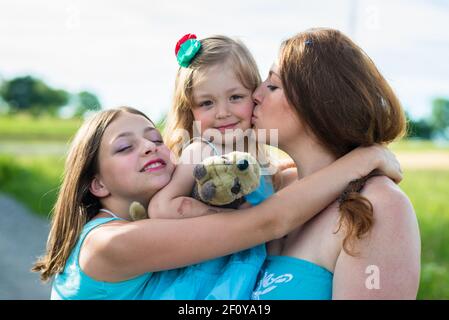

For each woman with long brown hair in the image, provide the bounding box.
[253,29,420,299]
[251,28,421,299]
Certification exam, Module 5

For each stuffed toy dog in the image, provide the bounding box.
[191,151,260,208]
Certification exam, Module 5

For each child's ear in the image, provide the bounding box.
[89,176,110,198]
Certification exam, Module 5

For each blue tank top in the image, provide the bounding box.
[142,174,275,300]
[251,255,333,300]
[51,217,153,300]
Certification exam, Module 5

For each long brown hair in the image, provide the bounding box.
[32,106,153,282]
[279,28,406,254]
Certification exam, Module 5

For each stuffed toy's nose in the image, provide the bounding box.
[231,179,241,194]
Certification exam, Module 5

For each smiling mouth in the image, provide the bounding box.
[215,122,239,131]
[140,159,167,172]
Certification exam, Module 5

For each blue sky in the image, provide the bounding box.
[1,0,448,121]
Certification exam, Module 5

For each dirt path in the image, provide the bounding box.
[0,193,51,299]
[397,151,449,169]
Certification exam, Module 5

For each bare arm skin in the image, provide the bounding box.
[332,177,421,299]
[81,145,402,282]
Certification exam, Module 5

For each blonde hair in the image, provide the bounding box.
[32,106,153,282]
[164,35,262,157]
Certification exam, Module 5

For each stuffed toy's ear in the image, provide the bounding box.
[193,164,208,182]
[129,202,147,221]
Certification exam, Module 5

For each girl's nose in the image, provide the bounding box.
[143,139,158,155]
[215,102,231,119]
[252,85,263,105]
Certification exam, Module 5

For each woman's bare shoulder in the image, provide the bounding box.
[361,176,418,233]
[333,176,421,299]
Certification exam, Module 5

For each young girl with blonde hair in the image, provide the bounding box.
[148,34,276,299]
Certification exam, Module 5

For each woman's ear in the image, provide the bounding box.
[89,176,110,198]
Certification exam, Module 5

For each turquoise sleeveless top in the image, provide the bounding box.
[142,173,275,300]
[251,255,333,300]
[51,217,153,300]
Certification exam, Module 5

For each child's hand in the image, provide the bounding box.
[366,144,402,183]
[277,159,296,172]
[238,201,253,209]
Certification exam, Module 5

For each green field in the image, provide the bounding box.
[0,115,448,299]
[400,169,449,299]
[0,155,63,219]
[0,113,164,142]
[0,114,83,141]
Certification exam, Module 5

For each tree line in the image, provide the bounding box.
[0,75,101,118]
[407,98,449,140]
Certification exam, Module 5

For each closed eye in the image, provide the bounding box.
[147,130,164,145]
[117,145,132,153]
[267,85,278,91]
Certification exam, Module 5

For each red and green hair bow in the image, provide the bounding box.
[175,33,201,68]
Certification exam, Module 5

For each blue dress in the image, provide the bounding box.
[251,255,333,300]
[142,174,275,300]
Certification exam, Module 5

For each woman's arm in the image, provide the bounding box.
[88,145,402,281]
[149,142,232,219]
[332,177,421,299]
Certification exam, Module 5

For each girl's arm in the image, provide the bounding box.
[332,177,421,299]
[149,142,233,219]
[87,145,402,281]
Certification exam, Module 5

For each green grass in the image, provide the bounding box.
[0,114,83,141]
[400,169,449,299]
[0,155,64,218]
[0,113,164,142]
